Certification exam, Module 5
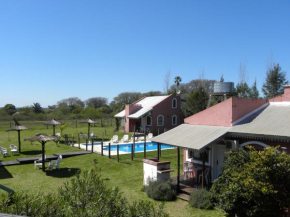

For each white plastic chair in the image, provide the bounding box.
[10,144,18,155]
[48,155,62,170]
[183,162,192,180]
[89,131,94,138]
[111,135,118,143]
[0,147,9,157]
[199,167,210,185]
[34,155,47,169]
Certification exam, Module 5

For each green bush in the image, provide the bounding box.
[211,147,290,217]
[145,179,176,201]
[189,188,214,210]
[0,170,169,217]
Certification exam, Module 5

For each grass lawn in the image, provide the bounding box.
[0,121,225,217]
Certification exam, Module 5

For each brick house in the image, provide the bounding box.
[114,95,181,135]
[153,85,290,182]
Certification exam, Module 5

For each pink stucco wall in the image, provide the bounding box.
[125,104,142,132]
[124,95,182,134]
[269,85,290,102]
[184,97,268,127]
[151,95,181,135]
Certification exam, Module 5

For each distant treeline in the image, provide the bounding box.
[0,63,287,121]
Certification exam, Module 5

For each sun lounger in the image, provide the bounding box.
[120,135,129,143]
[147,133,153,140]
[111,135,118,143]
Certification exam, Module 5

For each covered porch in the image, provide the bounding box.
[152,124,232,191]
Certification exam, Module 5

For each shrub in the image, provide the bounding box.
[211,147,290,217]
[0,170,169,217]
[189,188,214,210]
[145,179,176,201]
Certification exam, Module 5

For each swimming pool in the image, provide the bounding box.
[103,142,173,153]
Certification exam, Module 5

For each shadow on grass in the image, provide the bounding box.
[0,167,13,179]
[20,150,42,155]
[45,167,81,178]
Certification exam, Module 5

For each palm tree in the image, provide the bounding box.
[32,102,43,114]
[174,76,182,88]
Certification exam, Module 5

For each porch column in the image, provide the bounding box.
[202,151,206,188]
[157,143,160,161]
[177,147,180,191]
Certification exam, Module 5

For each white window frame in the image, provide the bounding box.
[172,98,177,108]
[172,115,177,125]
[146,116,152,126]
[157,115,164,126]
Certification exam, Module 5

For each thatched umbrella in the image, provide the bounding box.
[6,118,28,153]
[44,119,62,136]
[81,118,96,140]
[24,133,58,172]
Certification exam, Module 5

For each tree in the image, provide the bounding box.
[31,102,43,114]
[169,78,215,118]
[3,104,16,115]
[174,76,182,90]
[85,97,108,108]
[262,63,288,99]
[186,85,209,115]
[211,147,290,217]
[163,71,172,94]
[113,92,142,111]
[236,60,251,98]
[236,82,251,98]
[142,91,162,97]
[220,75,224,82]
[57,97,85,112]
[249,78,260,99]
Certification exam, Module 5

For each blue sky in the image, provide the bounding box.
[0,0,290,107]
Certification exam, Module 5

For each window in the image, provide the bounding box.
[146,116,152,126]
[188,149,209,162]
[157,115,164,126]
[172,98,177,108]
[172,115,177,125]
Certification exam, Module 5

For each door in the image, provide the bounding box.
[214,144,227,179]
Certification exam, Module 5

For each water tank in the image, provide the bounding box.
[213,82,235,93]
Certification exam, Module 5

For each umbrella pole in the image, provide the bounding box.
[42,141,45,172]
[18,130,21,153]
[53,125,55,136]
[88,123,90,140]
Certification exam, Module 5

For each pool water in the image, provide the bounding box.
[85,141,173,153]
[103,142,172,153]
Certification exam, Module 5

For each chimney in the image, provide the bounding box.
[283,84,290,101]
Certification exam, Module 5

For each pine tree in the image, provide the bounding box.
[262,63,288,98]
[236,82,251,98]
[249,79,260,99]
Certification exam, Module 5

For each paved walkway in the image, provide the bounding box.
[0,151,91,167]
